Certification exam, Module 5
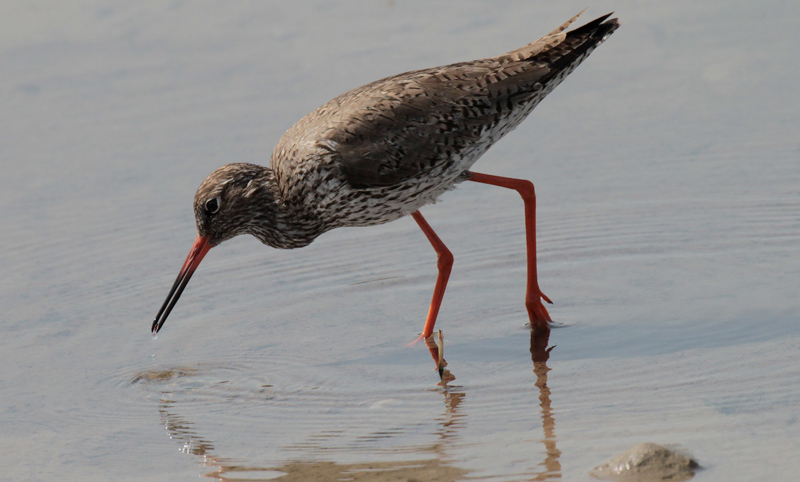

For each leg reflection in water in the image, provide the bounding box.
[529,325,561,480]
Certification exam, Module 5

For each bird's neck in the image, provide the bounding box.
[250,169,326,249]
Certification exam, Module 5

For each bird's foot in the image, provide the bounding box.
[425,330,450,385]
[526,294,552,329]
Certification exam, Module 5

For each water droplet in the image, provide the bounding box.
[152,333,158,340]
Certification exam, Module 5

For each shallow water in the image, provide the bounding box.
[1,1,798,481]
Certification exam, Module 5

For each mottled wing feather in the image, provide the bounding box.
[332,62,549,188]
[330,80,458,187]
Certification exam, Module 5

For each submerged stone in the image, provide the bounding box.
[590,442,699,481]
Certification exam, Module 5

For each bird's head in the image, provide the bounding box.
[151,163,272,334]
[193,163,272,247]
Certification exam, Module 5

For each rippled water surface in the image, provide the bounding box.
[2,1,798,481]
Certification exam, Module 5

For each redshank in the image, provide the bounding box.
[151,11,619,341]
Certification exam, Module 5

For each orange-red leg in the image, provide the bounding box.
[411,210,453,344]
[468,171,552,328]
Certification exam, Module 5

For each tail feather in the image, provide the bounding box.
[501,13,618,97]
[545,7,589,37]
[499,12,620,66]
[567,12,616,37]
[541,13,619,80]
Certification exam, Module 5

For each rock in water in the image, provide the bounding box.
[590,443,699,481]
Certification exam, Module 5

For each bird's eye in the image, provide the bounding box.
[205,196,221,214]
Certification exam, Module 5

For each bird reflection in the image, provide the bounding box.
[158,403,215,457]
[155,402,469,481]
[528,325,561,480]
[142,326,558,480]
[152,378,467,481]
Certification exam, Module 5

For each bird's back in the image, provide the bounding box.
[270,12,619,227]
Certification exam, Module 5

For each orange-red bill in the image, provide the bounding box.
[151,235,212,334]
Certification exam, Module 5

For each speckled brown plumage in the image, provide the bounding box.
[152,11,619,336]
[195,11,618,248]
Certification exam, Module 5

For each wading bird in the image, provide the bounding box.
[151,11,619,343]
